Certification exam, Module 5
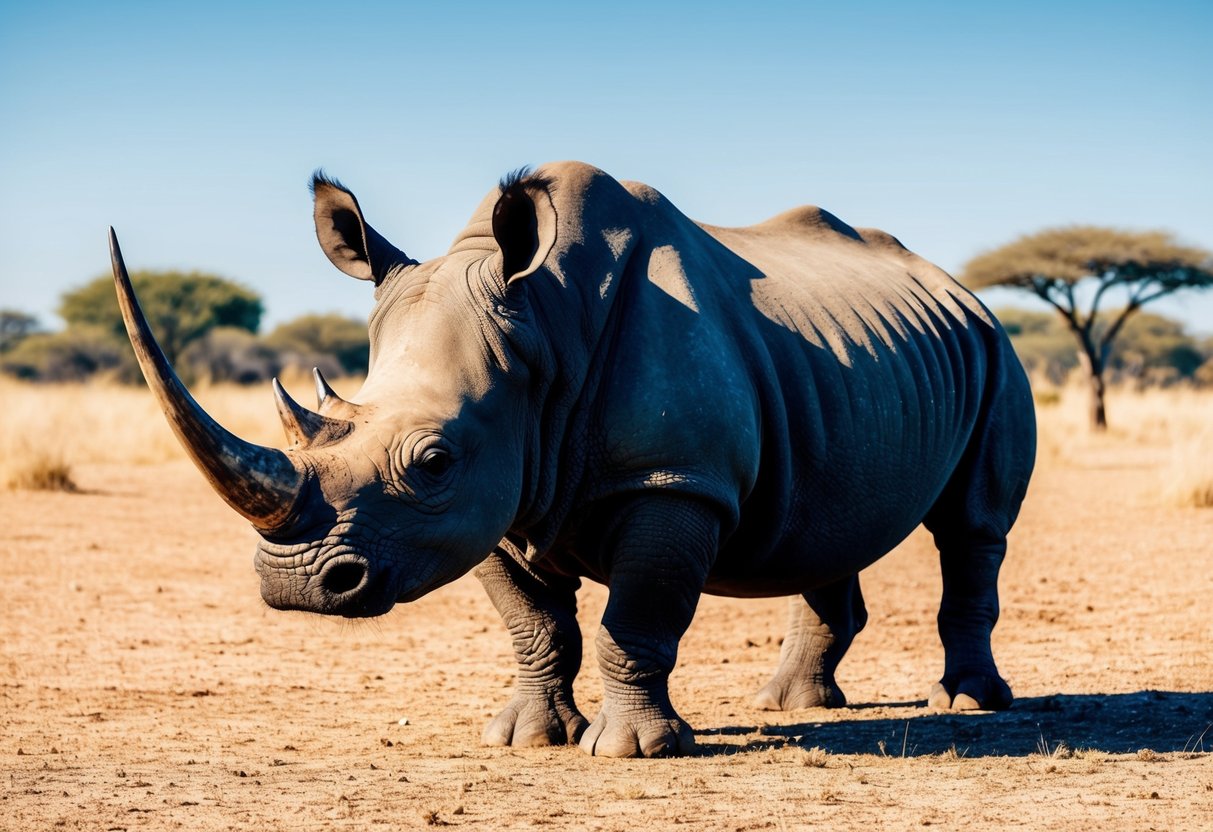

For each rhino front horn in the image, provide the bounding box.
[109,228,304,532]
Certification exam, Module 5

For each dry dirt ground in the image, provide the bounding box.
[3,438,1212,830]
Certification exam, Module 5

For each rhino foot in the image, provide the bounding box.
[928,673,1012,711]
[482,690,588,747]
[578,696,696,758]
[754,674,846,711]
[578,712,695,758]
[755,582,865,712]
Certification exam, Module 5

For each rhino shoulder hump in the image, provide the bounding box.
[619,180,667,206]
[753,206,864,243]
[853,226,910,254]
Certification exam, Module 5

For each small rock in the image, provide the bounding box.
[397,717,410,726]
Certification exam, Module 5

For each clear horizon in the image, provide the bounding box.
[2,1,1210,334]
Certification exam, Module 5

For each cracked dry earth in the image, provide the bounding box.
[3,441,1212,830]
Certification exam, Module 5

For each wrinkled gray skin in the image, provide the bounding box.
[112,161,1035,758]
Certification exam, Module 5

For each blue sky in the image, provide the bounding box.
[2,1,1211,333]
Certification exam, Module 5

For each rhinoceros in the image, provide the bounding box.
[110,161,1035,757]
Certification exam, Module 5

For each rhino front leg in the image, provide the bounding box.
[474,546,588,747]
[578,495,718,758]
[754,575,867,710]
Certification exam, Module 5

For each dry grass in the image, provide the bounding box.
[1,438,77,492]
[798,745,830,767]
[2,374,1209,507]
[1033,383,1213,508]
[1161,429,1213,508]
[1034,735,1072,760]
[0,371,359,490]
[1034,382,1212,448]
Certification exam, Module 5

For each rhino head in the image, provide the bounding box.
[111,169,562,617]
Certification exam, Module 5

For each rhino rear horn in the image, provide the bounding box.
[311,367,361,419]
[109,228,304,532]
[273,377,352,447]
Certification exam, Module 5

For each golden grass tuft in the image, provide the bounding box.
[798,745,830,767]
[1033,738,1072,760]
[2,439,77,492]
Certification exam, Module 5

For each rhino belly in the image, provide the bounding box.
[702,329,984,597]
[702,460,950,598]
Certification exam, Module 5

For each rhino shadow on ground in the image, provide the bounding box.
[695,691,1213,757]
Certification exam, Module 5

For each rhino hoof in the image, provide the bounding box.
[928,674,1013,711]
[754,676,846,711]
[482,693,587,747]
[578,710,696,758]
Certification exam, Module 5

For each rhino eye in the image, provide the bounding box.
[416,448,452,478]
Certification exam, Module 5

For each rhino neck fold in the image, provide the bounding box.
[509,253,635,557]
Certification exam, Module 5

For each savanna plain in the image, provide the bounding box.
[2,375,1211,831]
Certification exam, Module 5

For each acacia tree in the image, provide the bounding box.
[0,309,40,352]
[962,227,1213,430]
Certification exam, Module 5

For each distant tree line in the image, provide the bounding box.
[993,307,1213,388]
[2,259,1209,397]
[1,271,368,384]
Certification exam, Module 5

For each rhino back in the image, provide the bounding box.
[577,200,1006,595]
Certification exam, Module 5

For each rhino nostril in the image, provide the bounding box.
[322,561,366,595]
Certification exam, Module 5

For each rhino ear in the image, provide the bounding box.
[492,168,557,284]
[312,172,416,284]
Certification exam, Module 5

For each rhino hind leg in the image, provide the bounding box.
[922,358,1034,712]
[474,547,588,747]
[922,529,1014,711]
[577,495,718,758]
[754,575,867,711]
[923,491,1019,711]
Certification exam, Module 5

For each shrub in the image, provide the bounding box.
[179,326,283,384]
[0,327,132,382]
[60,270,263,365]
[0,309,40,353]
[264,313,369,376]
